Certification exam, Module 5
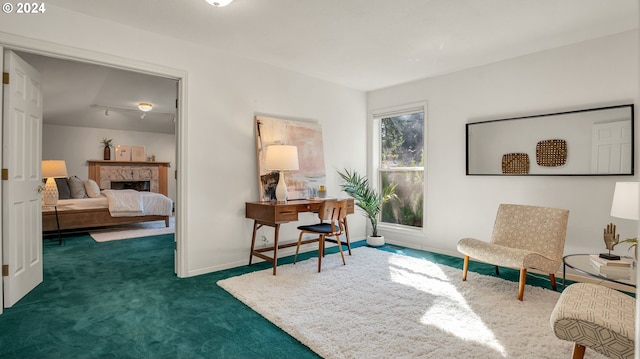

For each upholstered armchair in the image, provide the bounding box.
[457,204,569,301]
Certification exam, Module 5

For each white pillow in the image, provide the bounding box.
[84,179,101,198]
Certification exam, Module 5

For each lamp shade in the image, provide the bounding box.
[264,145,299,171]
[610,182,639,220]
[42,160,68,179]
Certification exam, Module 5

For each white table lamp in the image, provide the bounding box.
[611,182,639,220]
[265,145,299,202]
[42,160,68,206]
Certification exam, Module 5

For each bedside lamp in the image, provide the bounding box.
[264,145,299,202]
[41,160,68,206]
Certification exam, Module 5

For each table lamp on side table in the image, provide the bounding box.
[41,160,68,206]
[607,182,639,260]
[264,145,299,202]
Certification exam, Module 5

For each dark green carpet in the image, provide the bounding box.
[0,234,565,359]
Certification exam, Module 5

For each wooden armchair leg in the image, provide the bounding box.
[294,232,304,264]
[571,343,586,359]
[462,256,469,281]
[549,273,557,291]
[518,268,527,301]
[318,236,324,272]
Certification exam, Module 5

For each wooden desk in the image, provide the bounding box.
[245,199,355,275]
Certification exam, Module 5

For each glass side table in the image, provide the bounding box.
[563,254,636,288]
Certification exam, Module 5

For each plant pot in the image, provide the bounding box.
[367,235,384,247]
[103,146,111,160]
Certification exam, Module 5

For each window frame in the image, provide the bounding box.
[369,102,427,236]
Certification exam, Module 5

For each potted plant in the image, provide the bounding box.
[338,169,397,247]
[101,138,113,160]
[616,237,638,263]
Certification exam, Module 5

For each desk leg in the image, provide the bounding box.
[272,224,280,276]
[249,221,259,265]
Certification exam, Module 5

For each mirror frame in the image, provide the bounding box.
[466,104,635,176]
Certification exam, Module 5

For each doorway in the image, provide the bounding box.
[1,41,188,310]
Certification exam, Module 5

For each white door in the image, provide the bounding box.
[591,120,632,174]
[2,50,43,307]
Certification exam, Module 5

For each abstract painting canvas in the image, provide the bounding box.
[255,115,326,201]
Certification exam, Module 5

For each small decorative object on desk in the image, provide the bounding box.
[600,223,620,260]
[318,185,327,198]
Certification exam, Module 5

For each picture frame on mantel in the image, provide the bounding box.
[131,145,146,162]
[115,145,131,161]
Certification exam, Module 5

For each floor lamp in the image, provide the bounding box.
[42,160,68,206]
[264,145,299,202]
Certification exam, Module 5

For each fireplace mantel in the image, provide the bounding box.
[87,160,170,196]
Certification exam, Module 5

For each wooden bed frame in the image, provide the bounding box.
[43,207,170,232]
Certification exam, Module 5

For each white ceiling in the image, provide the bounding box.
[32,0,640,133]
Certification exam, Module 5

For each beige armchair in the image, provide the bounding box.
[457,204,569,301]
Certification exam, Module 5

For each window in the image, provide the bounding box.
[372,105,424,229]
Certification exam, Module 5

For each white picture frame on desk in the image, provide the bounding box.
[131,145,146,162]
[115,145,130,161]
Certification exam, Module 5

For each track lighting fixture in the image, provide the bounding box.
[205,0,234,7]
[104,108,110,116]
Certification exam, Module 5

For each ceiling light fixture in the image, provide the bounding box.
[140,113,146,119]
[205,0,234,7]
[104,109,110,116]
[138,102,153,112]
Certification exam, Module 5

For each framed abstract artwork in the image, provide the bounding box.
[254,115,326,201]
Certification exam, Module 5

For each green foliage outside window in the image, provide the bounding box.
[379,113,424,228]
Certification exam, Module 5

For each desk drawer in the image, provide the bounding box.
[295,202,321,213]
[275,206,298,222]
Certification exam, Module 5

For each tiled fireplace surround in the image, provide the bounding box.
[101,166,158,193]
[87,160,170,196]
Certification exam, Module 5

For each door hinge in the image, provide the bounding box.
[2,265,8,277]
[1,168,7,180]
[2,72,8,85]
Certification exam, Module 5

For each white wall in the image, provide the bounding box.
[368,30,639,258]
[0,5,367,276]
[42,124,178,202]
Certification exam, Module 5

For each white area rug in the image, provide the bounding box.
[218,247,608,359]
[90,216,174,242]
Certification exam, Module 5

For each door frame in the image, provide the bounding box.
[0,33,190,313]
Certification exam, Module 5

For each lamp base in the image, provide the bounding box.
[599,253,621,260]
[43,177,59,206]
[275,170,287,202]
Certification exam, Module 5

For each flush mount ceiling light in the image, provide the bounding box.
[138,102,153,112]
[205,0,234,7]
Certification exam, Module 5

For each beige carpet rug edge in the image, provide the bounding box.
[217,247,608,359]
[89,216,174,242]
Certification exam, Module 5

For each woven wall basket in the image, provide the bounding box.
[502,153,530,174]
[536,139,567,167]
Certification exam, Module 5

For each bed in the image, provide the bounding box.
[42,190,173,232]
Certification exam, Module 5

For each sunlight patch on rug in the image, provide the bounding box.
[218,247,608,359]
[387,256,506,355]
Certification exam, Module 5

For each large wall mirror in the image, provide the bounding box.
[466,104,634,175]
